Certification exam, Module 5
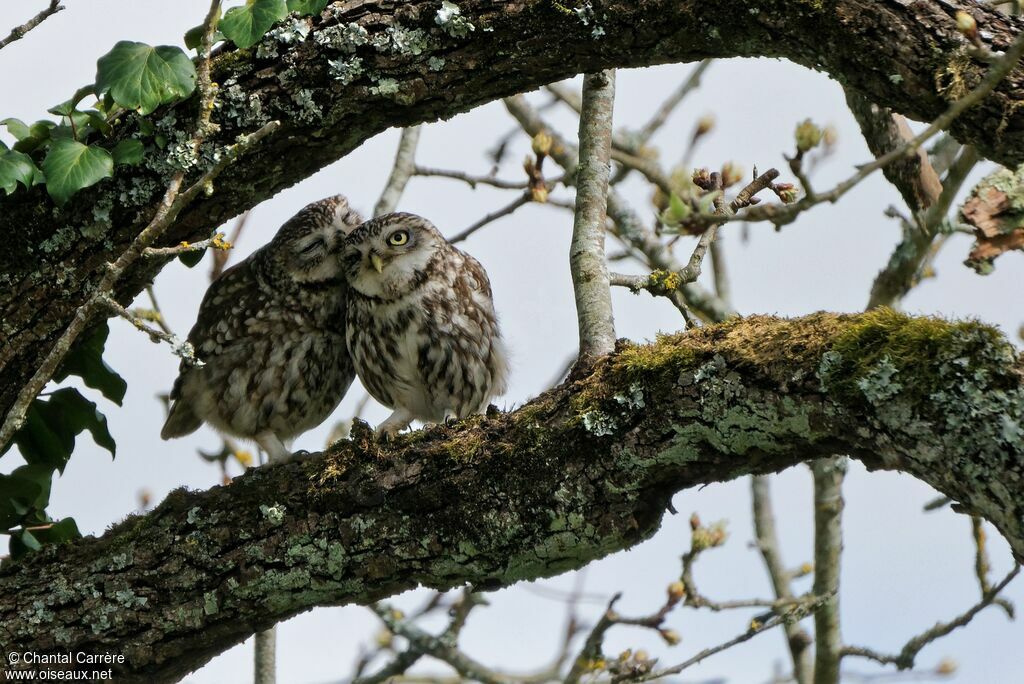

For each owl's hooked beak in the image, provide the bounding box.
[369,251,384,273]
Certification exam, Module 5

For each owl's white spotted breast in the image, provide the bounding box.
[346,234,509,424]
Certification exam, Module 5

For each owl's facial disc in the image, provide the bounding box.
[290,225,346,283]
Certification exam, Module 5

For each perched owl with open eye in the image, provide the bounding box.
[340,212,509,438]
[160,195,364,462]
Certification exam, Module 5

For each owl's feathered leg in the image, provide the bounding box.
[256,432,292,463]
[376,408,414,440]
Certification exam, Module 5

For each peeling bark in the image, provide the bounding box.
[3,0,1024,423]
[0,312,1021,682]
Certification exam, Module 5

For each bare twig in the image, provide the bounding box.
[970,516,1016,617]
[141,285,174,336]
[697,32,1024,231]
[812,457,847,684]
[751,476,813,684]
[867,144,979,309]
[449,192,532,244]
[570,70,617,365]
[413,165,527,190]
[841,564,1020,670]
[610,168,779,309]
[708,239,730,303]
[638,60,713,142]
[375,126,422,216]
[371,602,506,684]
[628,594,833,682]
[102,296,198,365]
[0,0,63,51]
[503,94,735,324]
[142,232,233,258]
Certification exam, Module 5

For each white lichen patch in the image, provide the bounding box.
[260,503,287,526]
[857,356,902,404]
[435,1,475,38]
[614,382,645,410]
[370,77,401,96]
[328,57,364,85]
[270,17,311,45]
[315,22,369,52]
[372,25,431,55]
[290,88,323,123]
[581,410,618,436]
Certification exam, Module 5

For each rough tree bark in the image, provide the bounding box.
[3,0,1024,424]
[0,312,1021,682]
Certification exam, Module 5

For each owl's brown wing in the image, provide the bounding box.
[161,259,263,439]
[455,251,494,299]
[183,258,264,361]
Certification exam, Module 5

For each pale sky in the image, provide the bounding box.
[1,2,1022,683]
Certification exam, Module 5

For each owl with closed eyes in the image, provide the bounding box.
[340,213,509,438]
[160,195,363,462]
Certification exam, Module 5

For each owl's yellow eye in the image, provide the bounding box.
[387,230,410,246]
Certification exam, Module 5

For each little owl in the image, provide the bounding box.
[161,195,363,462]
[341,212,509,437]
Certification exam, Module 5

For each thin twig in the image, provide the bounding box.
[375,126,422,216]
[142,285,174,336]
[639,60,713,142]
[867,145,979,309]
[142,232,233,258]
[371,603,506,684]
[449,192,532,244]
[0,0,63,51]
[503,94,734,324]
[841,564,1020,670]
[626,595,832,682]
[970,516,1015,617]
[811,457,846,684]
[751,476,813,684]
[414,165,527,190]
[700,33,1024,230]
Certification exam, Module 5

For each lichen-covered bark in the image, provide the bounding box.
[2,0,1024,424]
[0,312,1021,682]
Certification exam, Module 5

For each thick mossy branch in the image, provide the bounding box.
[3,0,1024,422]
[0,313,1021,683]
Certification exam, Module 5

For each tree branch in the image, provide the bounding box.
[0,0,63,51]
[570,70,617,365]
[1,312,1022,682]
[5,0,1024,423]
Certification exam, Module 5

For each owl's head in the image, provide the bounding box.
[340,213,444,299]
[269,194,364,284]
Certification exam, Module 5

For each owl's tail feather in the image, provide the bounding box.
[161,401,203,440]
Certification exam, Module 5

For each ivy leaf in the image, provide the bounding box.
[54,322,127,405]
[0,150,38,195]
[1,118,31,140]
[9,388,116,473]
[221,0,289,49]
[12,529,43,556]
[42,138,114,205]
[0,469,45,530]
[11,120,56,154]
[178,249,207,268]
[49,85,98,117]
[183,25,226,51]
[95,41,197,115]
[28,517,80,545]
[111,139,145,166]
[287,0,329,15]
